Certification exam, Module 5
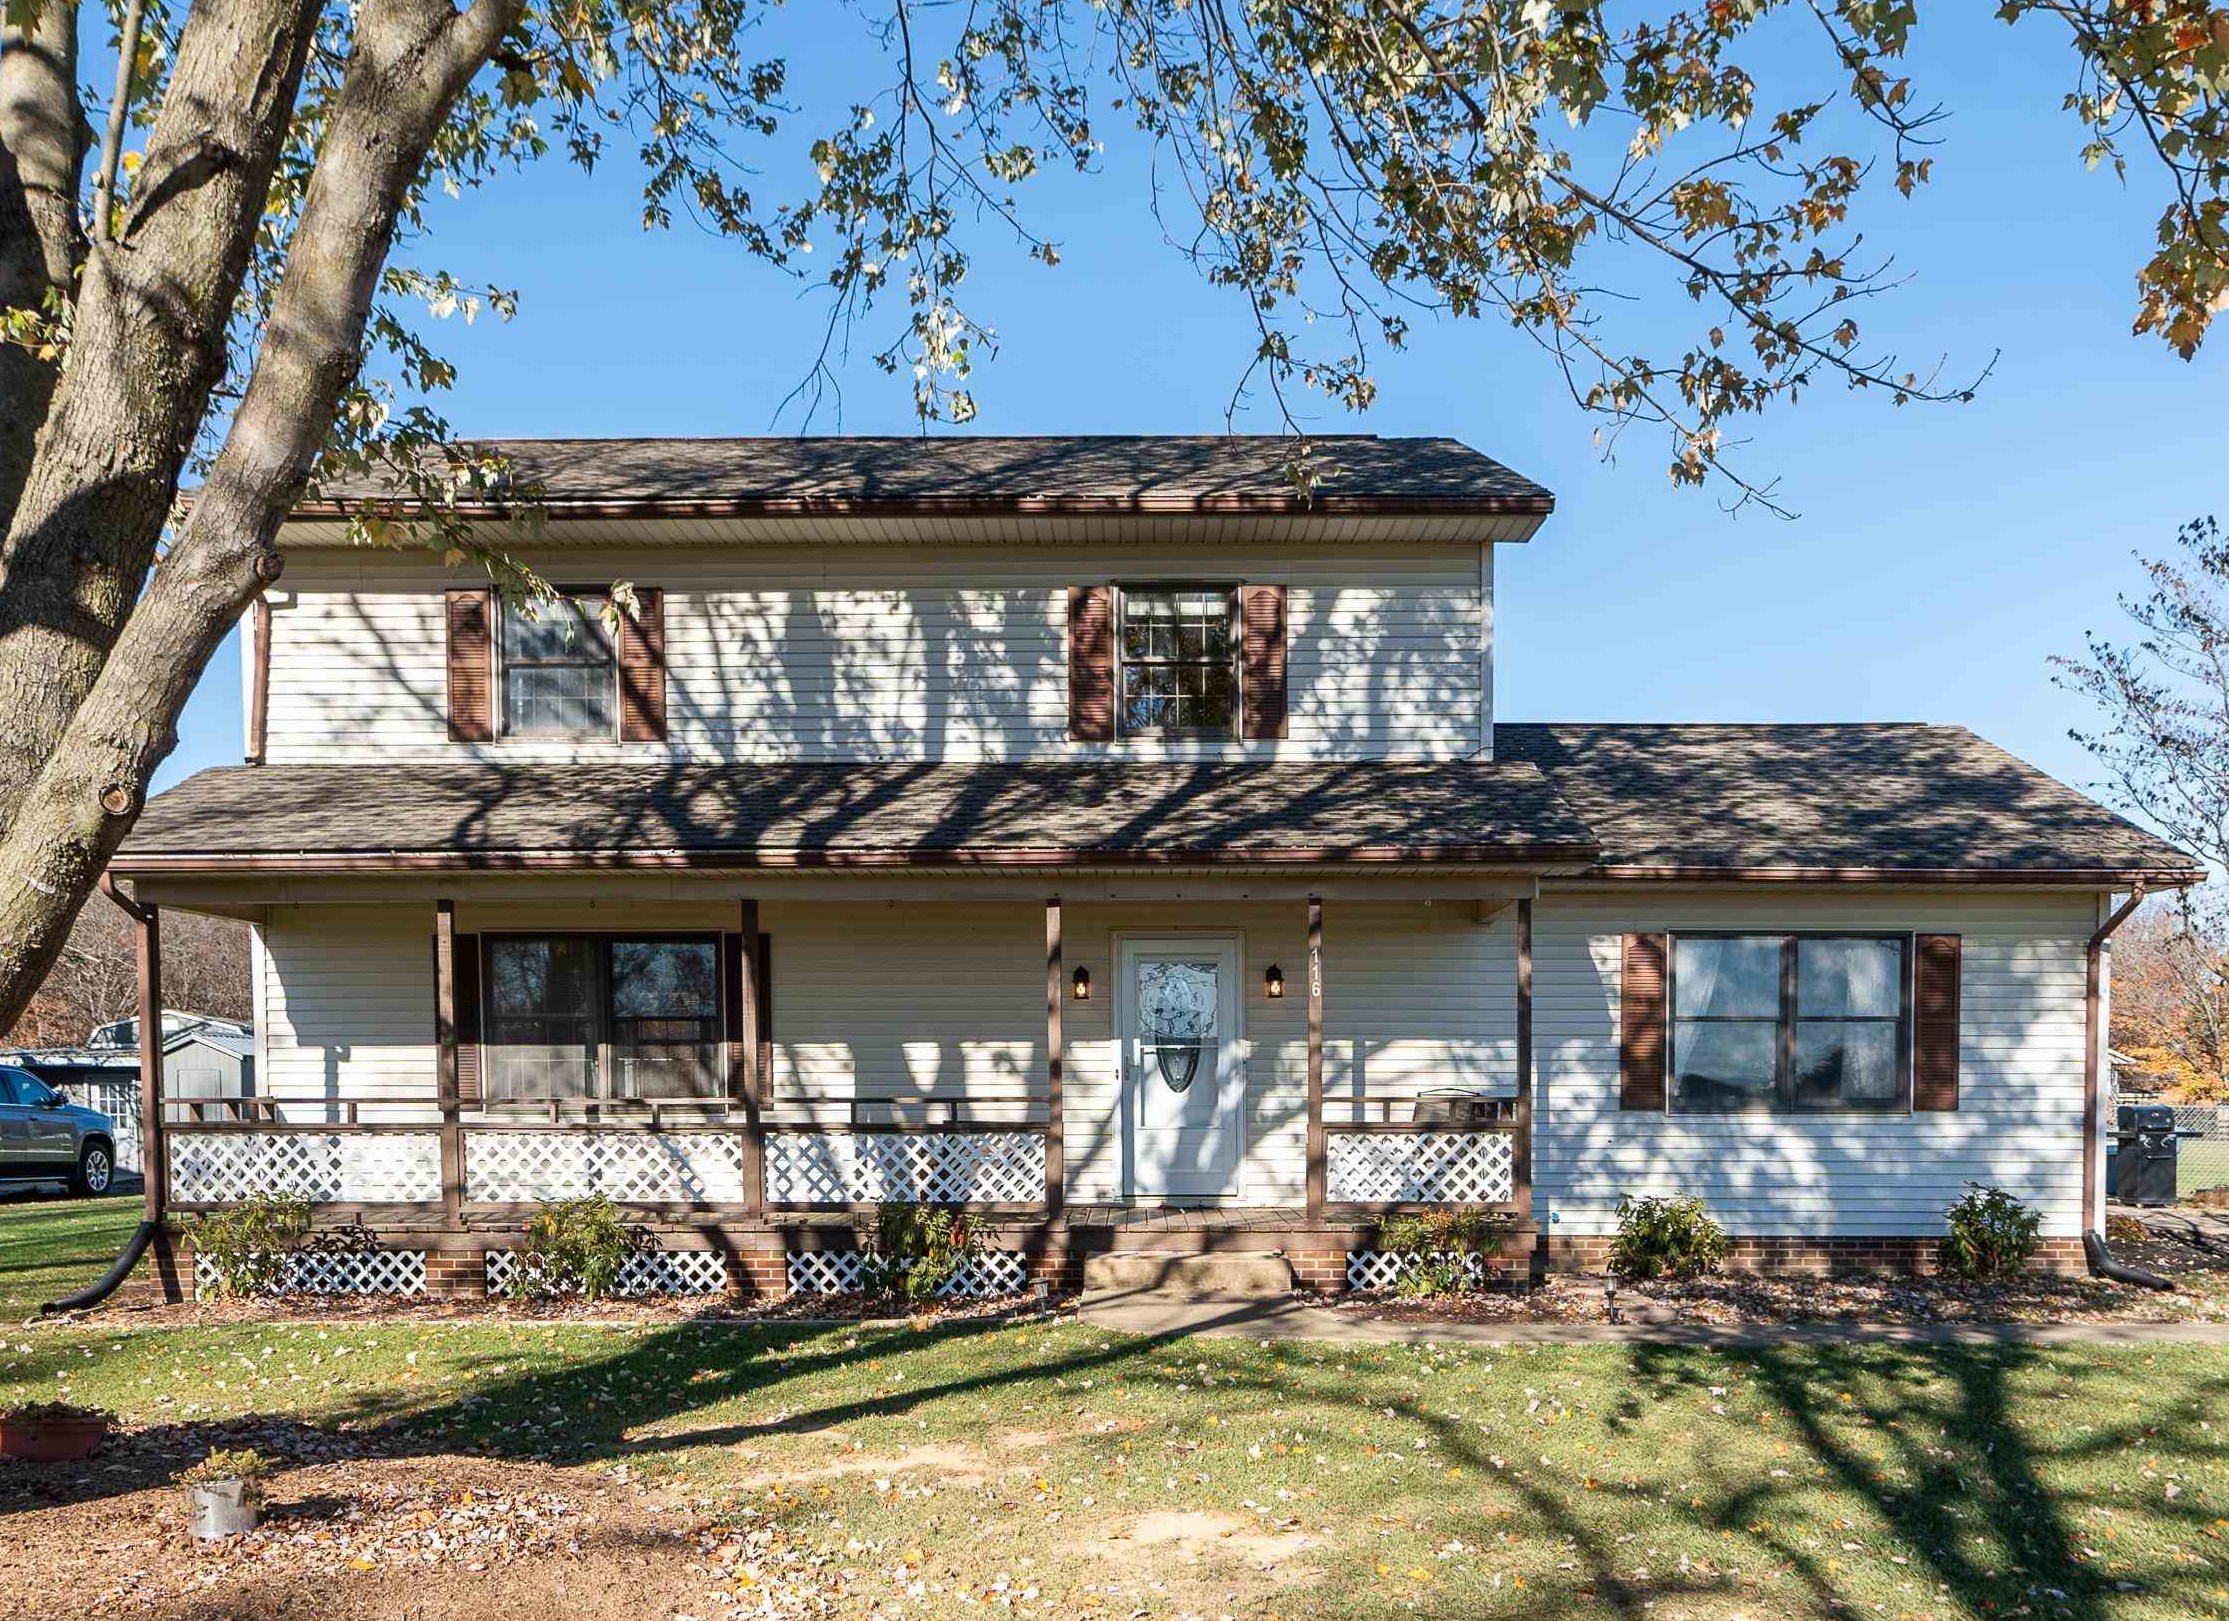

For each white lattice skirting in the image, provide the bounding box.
[1344,1250,1490,1291]
[785,1250,1030,1299]
[193,1249,428,1298]
[765,1132,1045,1204]
[169,1131,443,1204]
[1325,1131,1516,1204]
[464,1131,745,1203]
[483,1247,731,1296]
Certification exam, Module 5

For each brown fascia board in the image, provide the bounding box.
[1578,862,2207,887]
[275,489,1557,521]
[108,840,1601,875]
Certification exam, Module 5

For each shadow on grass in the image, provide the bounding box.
[6,1319,2225,1620]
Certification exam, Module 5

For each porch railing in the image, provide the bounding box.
[1324,1093,1520,1209]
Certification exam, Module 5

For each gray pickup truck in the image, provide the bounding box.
[0,1064,118,1195]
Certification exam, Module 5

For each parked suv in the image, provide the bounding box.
[0,1064,117,1195]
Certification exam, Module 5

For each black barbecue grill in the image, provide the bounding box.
[2111,1103,2194,1207]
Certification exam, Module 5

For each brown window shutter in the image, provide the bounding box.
[1619,933,1669,1110]
[1067,585,1115,742]
[445,588,495,742]
[453,933,482,1107]
[1240,584,1289,740]
[756,932,774,1103]
[1913,933,1962,1111]
[618,587,667,742]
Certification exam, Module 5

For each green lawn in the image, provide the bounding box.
[0,1191,137,1318]
[5,1309,2227,1619]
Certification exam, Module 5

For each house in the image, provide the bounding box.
[8,1011,256,1172]
[104,436,2202,1300]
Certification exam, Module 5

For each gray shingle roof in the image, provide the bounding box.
[298,435,1553,516]
[118,726,2199,881]
[1493,723,2198,878]
[117,761,1594,870]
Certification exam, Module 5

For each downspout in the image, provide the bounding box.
[2083,885,2175,1289]
[44,875,166,1314]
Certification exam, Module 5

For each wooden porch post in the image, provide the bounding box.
[737,898,765,1218]
[134,899,166,1221]
[1305,895,1325,1220]
[435,901,463,1226]
[1513,897,1536,1253]
[1045,897,1064,1218]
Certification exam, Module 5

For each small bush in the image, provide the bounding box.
[1,1400,112,1424]
[183,1448,272,1502]
[1378,1206,1506,1296]
[507,1195,641,1300]
[1611,1193,1729,1280]
[189,1193,314,1297]
[1942,1184,2041,1280]
[866,1202,975,1304]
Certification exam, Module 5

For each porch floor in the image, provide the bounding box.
[1064,1205,1314,1232]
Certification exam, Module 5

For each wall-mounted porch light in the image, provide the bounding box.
[1071,965,1092,1001]
[1264,964,1285,999]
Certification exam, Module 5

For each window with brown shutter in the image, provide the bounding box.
[1240,584,1288,740]
[617,587,667,742]
[444,589,494,742]
[1619,932,1669,1110]
[1913,933,1962,1112]
[1067,584,1115,741]
[453,934,483,1106]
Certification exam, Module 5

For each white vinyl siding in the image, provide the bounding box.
[1535,891,2094,1239]
[243,889,2090,1235]
[261,542,1488,764]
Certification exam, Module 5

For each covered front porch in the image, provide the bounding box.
[113,880,1547,1297]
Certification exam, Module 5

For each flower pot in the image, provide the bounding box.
[0,1415,109,1462]
[189,1479,262,1540]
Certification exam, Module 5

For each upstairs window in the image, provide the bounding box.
[502,594,613,738]
[1118,585,1237,739]
[483,935,722,1104]
[1670,934,1909,1114]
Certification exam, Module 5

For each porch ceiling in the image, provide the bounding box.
[114,760,1600,876]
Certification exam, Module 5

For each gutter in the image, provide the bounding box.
[2084,884,2166,1286]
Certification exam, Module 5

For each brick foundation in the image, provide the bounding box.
[1543,1233,2088,1279]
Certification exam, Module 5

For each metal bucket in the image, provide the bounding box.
[189,1479,261,1540]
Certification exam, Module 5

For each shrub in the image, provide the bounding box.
[1377,1206,1506,1296]
[1942,1184,2041,1280]
[1,1400,112,1424]
[865,1202,975,1305]
[507,1195,641,1300]
[189,1193,314,1297]
[183,1448,272,1502]
[1611,1193,1730,1280]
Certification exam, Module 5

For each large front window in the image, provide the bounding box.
[1670,934,1908,1113]
[483,936,721,1104]
[1118,585,1237,738]
[502,595,614,738]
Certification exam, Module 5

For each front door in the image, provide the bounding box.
[1118,936,1245,1199]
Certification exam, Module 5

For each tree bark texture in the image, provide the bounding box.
[0,0,88,526]
[0,0,322,829]
[0,0,525,1030]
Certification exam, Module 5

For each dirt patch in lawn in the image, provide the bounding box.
[0,1447,852,1619]
[728,1439,993,1490]
[1104,1508,1315,1571]
[80,1287,1063,1331]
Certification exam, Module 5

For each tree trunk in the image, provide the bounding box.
[0,0,524,1030]
[0,0,321,830]
[0,0,88,528]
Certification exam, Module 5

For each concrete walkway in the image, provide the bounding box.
[1076,1292,2229,1346]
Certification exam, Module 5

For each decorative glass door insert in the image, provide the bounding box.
[1118,937,1245,1198]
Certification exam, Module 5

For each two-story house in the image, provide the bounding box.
[107,435,2201,1301]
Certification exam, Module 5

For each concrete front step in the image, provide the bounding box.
[1081,1250,1294,1302]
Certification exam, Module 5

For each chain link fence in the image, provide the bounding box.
[2105,1075,2229,1200]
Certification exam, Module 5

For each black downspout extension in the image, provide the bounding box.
[41,1220,161,1315]
[2083,1228,2176,1292]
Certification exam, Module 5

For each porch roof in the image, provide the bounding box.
[113,760,1599,874]
[1494,722,2203,884]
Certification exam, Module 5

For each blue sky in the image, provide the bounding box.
[162,7,2223,809]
